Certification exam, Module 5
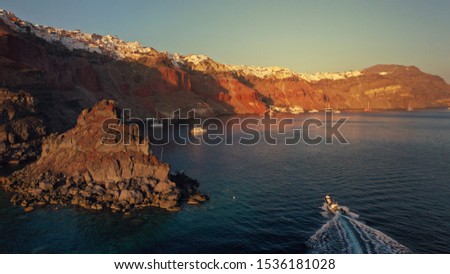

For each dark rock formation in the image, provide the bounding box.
[0,88,46,164]
[0,100,207,212]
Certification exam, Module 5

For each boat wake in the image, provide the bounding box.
[307,205,411,254]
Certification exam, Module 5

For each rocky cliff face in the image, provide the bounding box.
[0,9,449,134]
[0,100,207,212]
[308,65,450,110]
[0,88,46,164]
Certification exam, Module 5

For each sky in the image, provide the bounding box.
[1,0,450,82]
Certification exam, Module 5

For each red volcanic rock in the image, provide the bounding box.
[75,65,101,92]
[0,100,208,212]
[157,66,192,92]
[216,76,266,114]
[38,99,169,184]
[218,91,231,102]
[1,11,450,135]
[309,65,450,110]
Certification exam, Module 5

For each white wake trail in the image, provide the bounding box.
[307,206,411,254]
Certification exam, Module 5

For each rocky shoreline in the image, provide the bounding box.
[1,169,208,213]
[0,99,208,213]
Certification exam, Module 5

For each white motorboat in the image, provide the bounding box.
[151,108,163,127]
[325,195,341,213]
[191,126,207,135]
[152,120,163,127]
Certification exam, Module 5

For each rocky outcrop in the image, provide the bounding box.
[0,88,46,164]
[0,100,208,212]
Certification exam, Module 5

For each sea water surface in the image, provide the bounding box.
[1,110,449,253]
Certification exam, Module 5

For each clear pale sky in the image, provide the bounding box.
[1,0,450,82]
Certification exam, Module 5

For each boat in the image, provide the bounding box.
[191,126,207,135]
[151,108,163,127]
[364,101,371,112]
[308,109,319,113]
[324,194,341,213]
[407,102,413,112]
[334,105,341,114]
[152,120,163,127]
[325,108,341,114]
[324,101,341,114]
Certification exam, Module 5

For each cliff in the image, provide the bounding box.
[0,88,46,164]
[0,10,449,135]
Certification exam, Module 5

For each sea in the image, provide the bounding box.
[1,109,449,253]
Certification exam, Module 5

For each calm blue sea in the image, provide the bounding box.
[1,110,449,253]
